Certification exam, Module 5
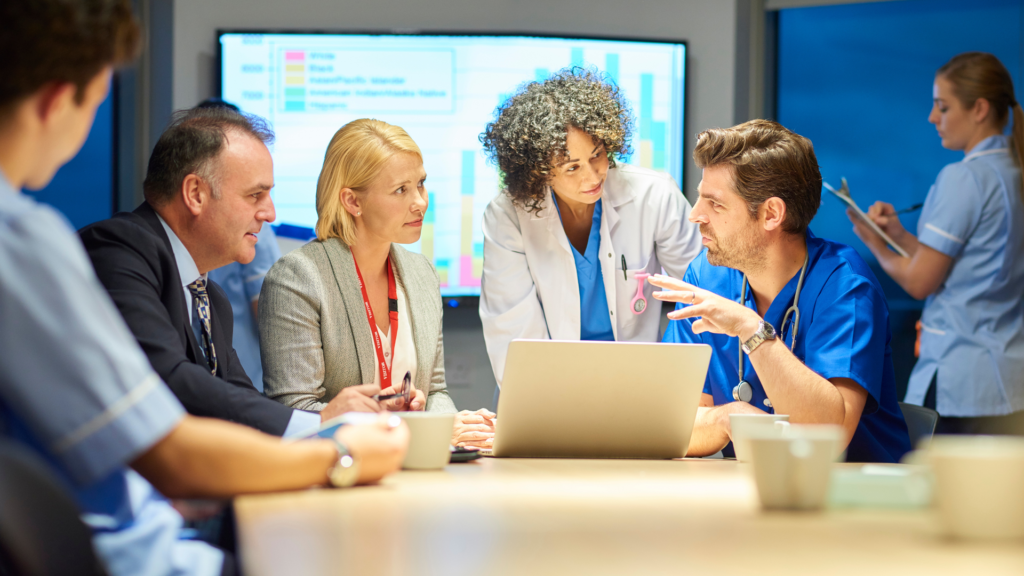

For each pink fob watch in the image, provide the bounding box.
[631,273,650,314]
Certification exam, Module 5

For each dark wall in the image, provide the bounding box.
[776,0,1023,397]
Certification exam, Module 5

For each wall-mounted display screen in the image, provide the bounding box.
[220,31,685,295]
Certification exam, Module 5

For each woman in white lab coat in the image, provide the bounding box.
[479,68,702,396]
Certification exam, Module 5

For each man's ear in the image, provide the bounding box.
[339,187,361,217]
[761,197,788,232]
[180,174,208,216]
[33,82,77,125]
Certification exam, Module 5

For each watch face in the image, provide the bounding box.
[633,299,646,313]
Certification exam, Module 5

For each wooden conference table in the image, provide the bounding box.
[235,458,1024,576]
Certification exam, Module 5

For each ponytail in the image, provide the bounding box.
[1012,101,1024,193]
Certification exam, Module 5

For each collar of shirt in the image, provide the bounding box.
[965,134,1011,159]
[155,213,206,319]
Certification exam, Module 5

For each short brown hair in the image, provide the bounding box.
[0,0,141,113]
[143,107,275,206]
[693,120,822,235]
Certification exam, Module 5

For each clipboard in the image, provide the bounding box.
[824,178,910,258]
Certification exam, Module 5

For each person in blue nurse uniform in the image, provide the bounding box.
[849,52,1024,435]
[653,120,911,463]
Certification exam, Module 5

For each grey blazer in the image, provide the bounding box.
[259,238,456,413]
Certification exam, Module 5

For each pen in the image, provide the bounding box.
[621,255,627,280]
[895,203,924,215]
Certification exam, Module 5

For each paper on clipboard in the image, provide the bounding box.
[824,178,910,258]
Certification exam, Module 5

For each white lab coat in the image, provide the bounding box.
[480,164,703,386]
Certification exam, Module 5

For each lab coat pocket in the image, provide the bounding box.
[613,252,659,341]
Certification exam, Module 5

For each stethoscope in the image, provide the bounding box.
[732,252,809,408]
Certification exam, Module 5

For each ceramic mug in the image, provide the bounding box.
[730,413,790,462]
[748,424,842,511]
[396,412,456,470]
[928,435,1024,539]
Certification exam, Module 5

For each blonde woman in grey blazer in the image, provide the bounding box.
[260,119,495,447]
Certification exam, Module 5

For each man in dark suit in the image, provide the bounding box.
[80,107,381,436]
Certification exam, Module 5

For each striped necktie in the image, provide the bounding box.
[187,278,218,375]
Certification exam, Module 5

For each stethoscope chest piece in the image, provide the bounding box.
[732,381,753,403]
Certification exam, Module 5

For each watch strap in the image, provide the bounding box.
[741,320,776,355]
[327,439,360,488]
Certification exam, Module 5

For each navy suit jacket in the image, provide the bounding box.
[79,202,294,435]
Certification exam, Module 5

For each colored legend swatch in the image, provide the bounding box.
[638,73,666,170]
[459,151,481,287]
[421,192,435,262]
[284,51,306,112]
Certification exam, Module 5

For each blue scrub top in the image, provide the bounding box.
[906,135,1024,417]
[663,230,911,463]
[555,197,615,341]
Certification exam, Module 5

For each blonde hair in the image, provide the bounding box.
[938,52,1023,191]
[315,118,423,245]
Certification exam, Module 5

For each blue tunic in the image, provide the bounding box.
[905,135,1024,417]
[663,231,911,463]
[556,198,615,341]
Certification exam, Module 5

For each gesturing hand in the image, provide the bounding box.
[648,274,762,340]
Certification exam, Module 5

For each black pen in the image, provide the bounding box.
[621,255,627,280]
[895,203,924,215]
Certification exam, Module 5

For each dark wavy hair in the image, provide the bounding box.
[143,107,275,206]
[480,67,634,213]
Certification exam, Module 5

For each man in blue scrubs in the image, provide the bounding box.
[651,120,910,463]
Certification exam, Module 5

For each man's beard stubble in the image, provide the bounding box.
[701,224,767,274]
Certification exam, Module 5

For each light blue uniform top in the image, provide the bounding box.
[905,135,1024,417]
[663,231,911,463]
[555,197,615,341]
[0,173,223,575]
[208,225,281,390]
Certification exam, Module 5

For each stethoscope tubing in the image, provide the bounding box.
[733,251,810,406]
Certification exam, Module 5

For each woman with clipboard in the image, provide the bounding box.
[849,52,1024,435]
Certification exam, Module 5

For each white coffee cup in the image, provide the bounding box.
[748,424,842,511]
[396,412,456,470]
[730,413,790,462]
[928,435,1024,540]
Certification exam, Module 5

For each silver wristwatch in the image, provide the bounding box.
[327,439,360,488]
[741,319,776,355]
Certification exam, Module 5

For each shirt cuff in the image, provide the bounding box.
[282,409,321,439]
[919,223,966,258]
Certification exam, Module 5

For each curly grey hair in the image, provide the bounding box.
[479,67,635,213]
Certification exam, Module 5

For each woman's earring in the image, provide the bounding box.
[356,212,361,216]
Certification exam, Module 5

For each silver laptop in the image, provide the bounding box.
[490,339,712,459]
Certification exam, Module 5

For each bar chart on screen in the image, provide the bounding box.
[221,33,685,295]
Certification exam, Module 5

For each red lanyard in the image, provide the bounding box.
[352,254,399,391]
